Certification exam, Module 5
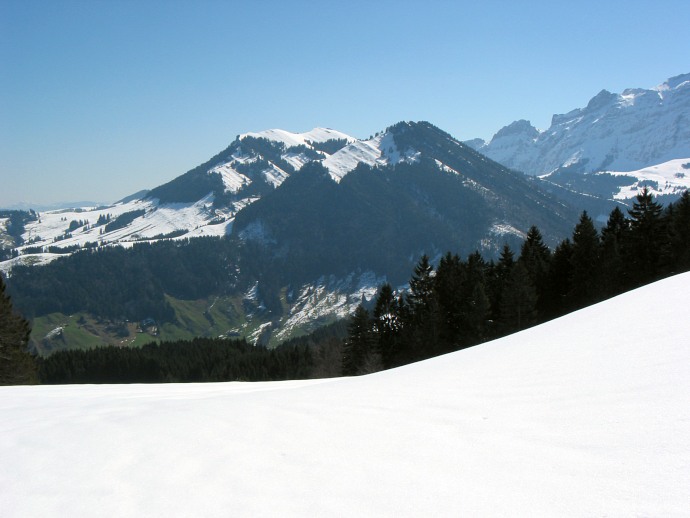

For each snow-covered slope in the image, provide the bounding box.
[603,158,690,200]
[469,73,690,200]
[3,273,689,517]
[1,195,235,273]
[322,131,420,181]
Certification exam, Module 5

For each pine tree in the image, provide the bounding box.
[461,252,490,345]
[569,211,601,308]
[544,238,574,319]
[342,305,376,376]
[498,262,537,333]
[600,206,629,296]
[520,226,551,281]
[465,281,491,344]
[519,225,551,315]
[400,255,441,360]
[372,283,402,368]
[0,275,37,385]
[407,254,435,316]
[434,252,465,350]
[627,187,665,283]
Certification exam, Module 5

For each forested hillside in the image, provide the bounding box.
[29,189,690,384]
[342,188,690,374]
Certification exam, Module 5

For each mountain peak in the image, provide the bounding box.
[492,119,539,140]
[585,89,617,111]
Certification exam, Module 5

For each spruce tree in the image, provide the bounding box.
[627,187,665,283]
[544,238,574,319]
[498,262,537,334]
[0,275,37,385]
[407,254,435,316]
[342,305,376,376]
[461,252,490,346]
[600,206,630,296]
[400,255,441,361]
[372,283,402,368]
[487,245,515,327]
[518,226,551,315]
[434,252,465,351]
[569,211,601,308]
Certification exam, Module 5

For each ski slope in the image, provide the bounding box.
[2,273,689,516]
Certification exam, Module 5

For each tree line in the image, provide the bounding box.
[342,189,690,374]
[35,337,316,384]
[34,320,349,384]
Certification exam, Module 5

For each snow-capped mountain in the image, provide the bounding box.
[2,121,582,350]
[3,272,688,516]
[2,121,575,273]
[467,73,690,201]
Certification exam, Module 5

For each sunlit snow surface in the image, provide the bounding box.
[2,273,689,516]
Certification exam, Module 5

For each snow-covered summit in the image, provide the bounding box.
[240,127,355,148]
[469,73,690,185]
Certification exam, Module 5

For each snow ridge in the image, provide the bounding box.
[240,127,355,148]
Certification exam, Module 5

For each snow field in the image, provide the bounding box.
[607,158,690,199]
[2,272,689,516]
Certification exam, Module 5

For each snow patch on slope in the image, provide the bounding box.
[276,271,383,340]
[323,138,383,181]
[209,163,251,193]
[322,132,420,182]
[490,223,526,239]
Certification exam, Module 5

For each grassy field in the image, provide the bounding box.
[28,294,280,354]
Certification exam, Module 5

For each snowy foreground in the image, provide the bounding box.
[3,275,690,517]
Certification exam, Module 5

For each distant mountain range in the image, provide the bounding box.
[466,73,690,203]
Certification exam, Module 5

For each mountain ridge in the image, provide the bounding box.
[1,121,578,273]
[466,73,690,202]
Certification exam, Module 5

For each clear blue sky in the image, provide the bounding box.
[1,0,689,207]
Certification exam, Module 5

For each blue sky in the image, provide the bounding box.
[1,0,689,207]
